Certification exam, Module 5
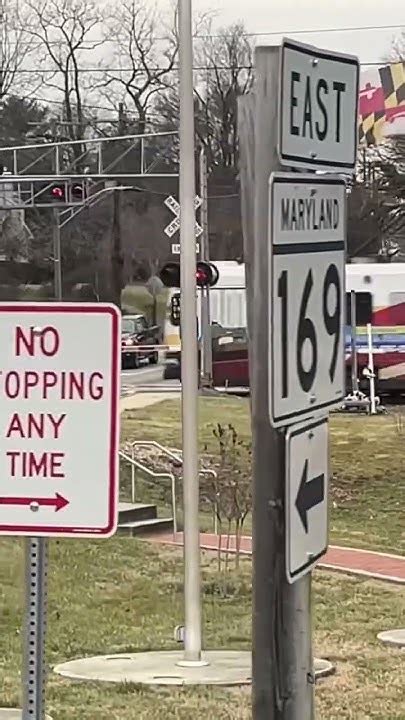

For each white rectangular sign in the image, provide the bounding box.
[279,38,360,171]
[0,303,120,538]
[286,416,329,583]
[171,242,200,254]
[269,173,346,427]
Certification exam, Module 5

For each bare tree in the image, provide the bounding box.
[157,20,253,168]
[194,20,253,168]
[0,1,38,102]
[97,0,178,134]
[387,32,405,62]
[154,21,252,260]
[22,0,103,150]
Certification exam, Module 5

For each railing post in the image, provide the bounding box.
[131,446,136,503]
[171,474,178,537]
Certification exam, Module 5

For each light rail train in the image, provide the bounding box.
[162,261,405,394]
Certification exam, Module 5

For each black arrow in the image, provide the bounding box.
[295,459,325,533]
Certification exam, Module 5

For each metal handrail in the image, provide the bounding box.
[127,440,217,481]
[125,440,219,534]
[118,450,177,536]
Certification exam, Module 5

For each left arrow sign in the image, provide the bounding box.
[295,459,325,533]
[0,493,69,512]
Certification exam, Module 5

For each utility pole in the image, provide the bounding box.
[199,146,212,386]
[177,0,204,666]
[238,46,314,719]
[53,208,62,300]
[22,115,64,720]
[350,290,359,393]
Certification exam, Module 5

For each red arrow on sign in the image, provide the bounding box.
[0,493,69,512]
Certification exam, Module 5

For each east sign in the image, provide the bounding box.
[279,38,360,171]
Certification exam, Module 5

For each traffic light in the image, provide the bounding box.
[70,182,85,201]
[170,293,181,326]
[159,261,180,287]
[159,261,219,288]
[196,261,219,288]
[32,180,88,206]
[50,184,66,202]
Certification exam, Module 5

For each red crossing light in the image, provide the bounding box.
[159,261,219,288]
[196,261,219,288]
[51,185,65,200]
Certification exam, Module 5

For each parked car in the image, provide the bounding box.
[121,314,161,369]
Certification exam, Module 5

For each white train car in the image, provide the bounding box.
[162,261,405,391]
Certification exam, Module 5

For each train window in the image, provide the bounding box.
[346,292,372,325]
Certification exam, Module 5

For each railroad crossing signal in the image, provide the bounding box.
[159,260,219,289]
[34,180,87,206]
[164,195,203,239]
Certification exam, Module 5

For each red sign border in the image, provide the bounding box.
[0,302,120,538]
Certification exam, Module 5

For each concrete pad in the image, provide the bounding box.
[0,711,52,720]
[377,629,405,648]
[54,650,334,687]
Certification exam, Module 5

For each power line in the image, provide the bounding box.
[1,91,117,114]
[4,58,403,76]
[218,22,405,39]
[2,22,405,45]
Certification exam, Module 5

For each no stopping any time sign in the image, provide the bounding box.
[0,303,120,537]
[268,174,346,428]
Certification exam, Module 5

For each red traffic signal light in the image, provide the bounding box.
[159,261,219,288]
[51,185,65,201]
[196,261,219,288]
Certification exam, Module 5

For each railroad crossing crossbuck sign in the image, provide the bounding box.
[164,195,203,239]
[279,38,360,171]
[268,173,346,428]
[285,416,329,583]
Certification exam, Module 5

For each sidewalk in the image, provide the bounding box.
[147,532,405,585]
[120,391,179,412]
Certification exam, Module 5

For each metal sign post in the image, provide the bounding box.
[199,147,213,385]
[176,0,205,667]
[238,38,359,719]
[350,290,359,392]
[22,538,48,720]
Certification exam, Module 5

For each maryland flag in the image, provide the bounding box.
[358,62,405,145]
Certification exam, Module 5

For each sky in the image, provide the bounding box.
[158,0,405,65]
[155,0,405,136]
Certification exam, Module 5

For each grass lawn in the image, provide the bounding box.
[121,398,405,555]
[0,538,404,719]
[0,406,404,719]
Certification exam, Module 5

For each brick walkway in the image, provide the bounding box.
[147,533,405,585]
